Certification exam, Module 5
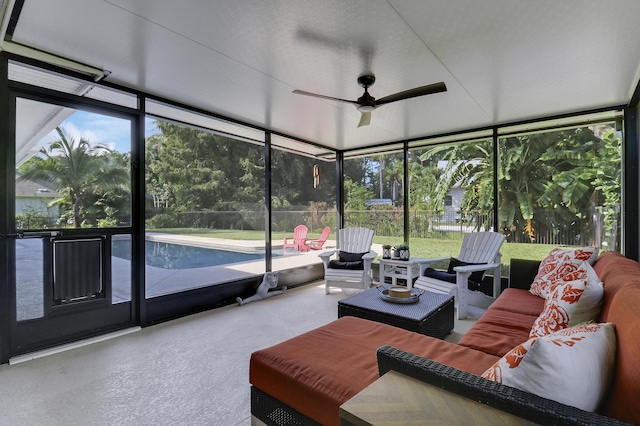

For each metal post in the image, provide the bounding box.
[404,142,410,244]
[265,133,273,271]
[336,151,344,241]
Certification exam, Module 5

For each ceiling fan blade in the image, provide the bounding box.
[357,111,371,127]
[292,90,358,106]
[376,82,447,106]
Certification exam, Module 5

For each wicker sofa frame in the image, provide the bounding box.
[251,386,319,426]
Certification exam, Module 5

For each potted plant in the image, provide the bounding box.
[382,244,392,259]
[394,243,410,261]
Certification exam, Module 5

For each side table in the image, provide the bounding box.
[340,370,537,425]
[379,257,426,288]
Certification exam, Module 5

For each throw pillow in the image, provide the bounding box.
[571,262,604,325]
[529,278,586,338]
[530,247,598,298]
[448,257,485,284]
[422,268,457,283]
[482,322,616,412]
[338,251,367,262]
[529,261,604,338]
[329,251,367,270]
[328,260,364,270]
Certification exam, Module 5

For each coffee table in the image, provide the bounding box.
[337,286,454,339]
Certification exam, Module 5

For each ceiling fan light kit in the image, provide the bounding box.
[293,73,447,127]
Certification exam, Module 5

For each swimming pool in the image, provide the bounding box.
[112,239,277,269]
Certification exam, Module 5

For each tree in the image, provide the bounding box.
[419,140,495,231]
[18,127,129,228]
[418,127,621,244]
[145,121,339,230]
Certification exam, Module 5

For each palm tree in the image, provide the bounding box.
[18,127,129,228]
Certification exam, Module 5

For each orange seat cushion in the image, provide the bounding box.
[488,288,545,316]
[458,307,540,357]
[250,316,498,426]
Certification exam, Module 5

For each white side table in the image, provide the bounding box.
[379,258,426,289]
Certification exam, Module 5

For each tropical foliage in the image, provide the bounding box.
[18,127,129,228]
[417,126,621,246]
[145,120,336,231]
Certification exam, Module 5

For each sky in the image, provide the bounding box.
[41,111,159,154]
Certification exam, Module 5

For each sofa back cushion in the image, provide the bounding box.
[592,251,640,423]
[593,251,640,321]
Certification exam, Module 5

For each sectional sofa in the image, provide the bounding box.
[250,250,640,425]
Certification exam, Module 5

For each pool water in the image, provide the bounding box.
[112,240,273,269]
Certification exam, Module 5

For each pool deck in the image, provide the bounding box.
[140,235,383,297]
[146,232,281,252]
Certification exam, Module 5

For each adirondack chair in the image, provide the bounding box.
[283,225,310,253]
[318,227,377,294]
[414,231,506,319]
[307,226,331,250]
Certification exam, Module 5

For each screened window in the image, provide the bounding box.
[143,110,266,297]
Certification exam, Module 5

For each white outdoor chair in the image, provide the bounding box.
[318,227,377,294]
[414,231,506,319]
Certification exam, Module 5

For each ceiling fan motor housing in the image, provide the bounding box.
[356,74,377,112]
[357,74,376,88]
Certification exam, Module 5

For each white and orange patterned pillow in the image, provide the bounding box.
[530,247,598,298]
[571,262,604,325]
[529,279,586,338]
[529,261,604,338]
[482,322,616,412]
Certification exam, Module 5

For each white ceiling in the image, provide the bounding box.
[6,0,640,152]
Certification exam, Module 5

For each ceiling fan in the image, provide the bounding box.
[293,74,447,127]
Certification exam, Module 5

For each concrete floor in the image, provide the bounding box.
[0,282,482,426]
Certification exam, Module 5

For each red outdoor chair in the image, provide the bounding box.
[283,225,310,253]
[308,226,331,250]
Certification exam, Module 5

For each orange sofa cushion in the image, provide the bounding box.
[457,306,540,357]
[486,287,545,316]
[250,316,498,426]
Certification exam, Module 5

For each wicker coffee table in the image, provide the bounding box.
[337,287,454,339]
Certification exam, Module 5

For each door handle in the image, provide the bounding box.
[1,231,61,239]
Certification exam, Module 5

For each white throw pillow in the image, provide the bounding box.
[482,323,616,412]
[570,262,604,325]
[530,247,598,298]
[529,278,586,338]
[529,262,604,338]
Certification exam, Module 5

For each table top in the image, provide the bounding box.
[379,257,428,265]
[338,286,453,321]
[340,370,537,426]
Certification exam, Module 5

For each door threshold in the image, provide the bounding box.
[9,326,141,365]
